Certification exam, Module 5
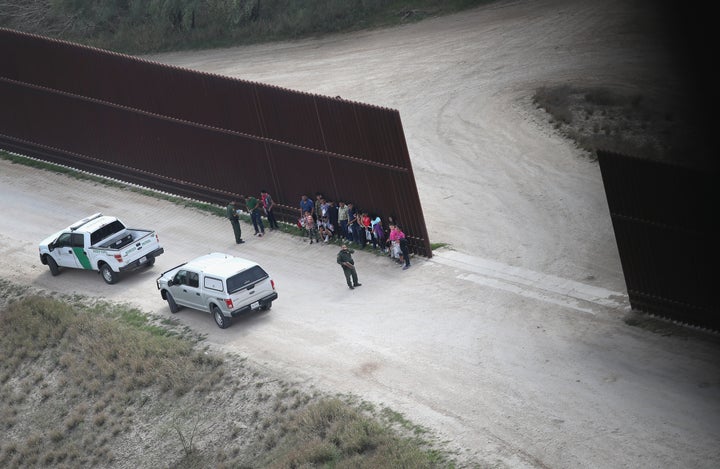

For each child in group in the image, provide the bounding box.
[317,216,334,243]
[303,211,320,244]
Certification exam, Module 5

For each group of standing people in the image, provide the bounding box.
[226,189,280,244]
[300,191,412,289]
[226,190,412,290]
[299,192,411,270]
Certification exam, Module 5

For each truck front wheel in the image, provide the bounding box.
[212,305,230,329]
[166,292,180,313]
[46,256,60,276]
[100,264,118,284]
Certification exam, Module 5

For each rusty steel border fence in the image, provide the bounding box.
[597,150,718,330]
[0,28,431,256]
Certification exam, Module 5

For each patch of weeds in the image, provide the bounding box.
[64,411,86,431]
[93,412,108,427]
[230,425,243,439]
[532,84,703,163]
[49,429,65,443]
[290,396,305,409]
[115,308,172,337]
[263,432,278,450]
[583,87,620,106]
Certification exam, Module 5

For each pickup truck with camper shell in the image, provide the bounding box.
[156,252,278,329]
[39,213,164,284]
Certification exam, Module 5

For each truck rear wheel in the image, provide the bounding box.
[46,256,60,276]
[212,305,230,329]
[100,264,118,284]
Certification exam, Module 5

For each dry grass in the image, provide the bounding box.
[0,279,462,468]
[532,84,706,166]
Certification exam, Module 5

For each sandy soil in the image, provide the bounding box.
[2,0,718,467]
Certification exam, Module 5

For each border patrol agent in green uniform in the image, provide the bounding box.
[227,201,244,244]
[337,244,362,289]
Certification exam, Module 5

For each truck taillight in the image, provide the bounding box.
[271,279,275,290]
[114,254,123,262]
[225,299,234,309]
[156,233,160,242]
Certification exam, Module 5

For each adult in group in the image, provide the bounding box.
[388,224,403,263]
[337,244,361,289]
[359,211,372,248]
[337,201,349,241]
[260,189,279,230]
[347,202,359,244]
[371,216,385,251]
[300,194,314,219]
[314,193,325,222]
[226,200,244,244]
[245,194,265,237]
[390,225,411,270]
[326,200,339,239]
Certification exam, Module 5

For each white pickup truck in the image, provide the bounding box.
[156,253,278,328]
[39,213,164,284]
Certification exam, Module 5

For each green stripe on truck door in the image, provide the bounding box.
[72,247,92,269]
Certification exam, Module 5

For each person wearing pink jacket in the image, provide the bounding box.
[389,225,411,270]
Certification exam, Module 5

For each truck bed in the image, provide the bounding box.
[95,228,153,250]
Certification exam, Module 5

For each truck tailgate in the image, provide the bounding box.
[120,231,160,263]
[231,278,274,308]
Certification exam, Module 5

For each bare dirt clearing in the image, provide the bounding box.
[2,0,718,467]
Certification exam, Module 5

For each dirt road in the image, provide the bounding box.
[2,0,718,467]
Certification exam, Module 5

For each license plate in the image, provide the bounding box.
[251,301,260,310]
[139,256,147,264]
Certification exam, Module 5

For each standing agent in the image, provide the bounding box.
[260,189,279,230]
[226,200,244,244]
[245,194,266,237]
[337,244,362,289]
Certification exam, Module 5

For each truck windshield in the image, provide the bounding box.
[90,220,126,246]
[227,266,268,293]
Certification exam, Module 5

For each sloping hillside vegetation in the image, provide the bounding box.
[0,281,456,468]
[0,0,490,53]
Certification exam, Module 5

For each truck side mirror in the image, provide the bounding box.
[48,241,55,251]
[167,279,174,287]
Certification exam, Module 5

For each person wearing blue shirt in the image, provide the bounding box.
[300,194,314,217]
